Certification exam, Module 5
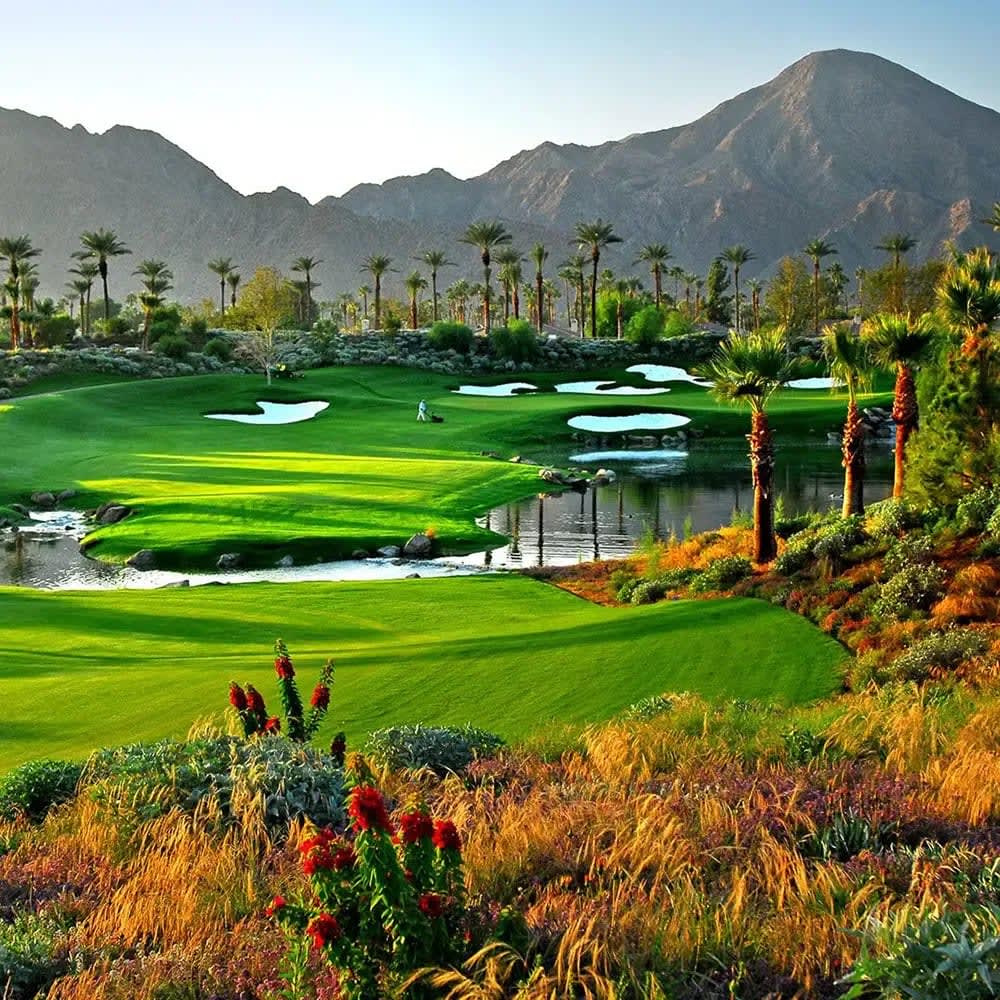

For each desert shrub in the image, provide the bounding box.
[34,314,76,348]
[887,628,990,683]
[490,319,539,363]
[0,759,83,823]
[619,694,674,721]
[624,305,664,350]
[883,533,936,576]
[427,321,474,355]
[0,911,67,999]
[363,724,504,775]
[873,564,947,621]
[202,336,232,361]
[188,317,208,340]
[801,811,896,861]
[662,309,696,338]
[690,555,752,593]
[383,314,403,334]
[154,333,190,359]
[955,485,1000,534]
[865,497,925,539]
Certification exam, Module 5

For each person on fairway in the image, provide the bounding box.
[417,399,428,422]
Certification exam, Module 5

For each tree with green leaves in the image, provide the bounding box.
[227,271,241,309]
[747,278,764,332]
[415,250,454,324]
[875,233,917,313]
[291,256,322,325]
[69,259,99,337]
[803,238,837,335]
[636,243,672,309]
[79,229,131,322]
[0,235,42,350]
[67,278,90,324]
[459,220,512,334]
[862,312,938,497]
[699,328,799,562]
[824,323,874,516]
[494,247,523,322]
[208,258,235,318]
[720,245,754,332]
[360,255,394,331]
[134,259,173,350]
[827,261,848,314]
[704,258,732,326]
[403,271,428,330]
[530,243,548,332]
[573,220,622,338]
[982,202,1000,232]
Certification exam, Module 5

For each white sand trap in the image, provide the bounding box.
[786,377,844,390]
[568,413,691,433]
[569,449,688,464]
[205,401,330,424]
[626,364,712,386]
[452,382,537,396]
[555,380,670,395]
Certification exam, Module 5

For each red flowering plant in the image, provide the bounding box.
[228,640,334,743]
[268,778,468,1000]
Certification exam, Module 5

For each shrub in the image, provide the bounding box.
[188,317,208,340]
[774,535,814,576]
[801,811,896,861]
[203,336,232,361]
[490,319,539,363]
[627,567,697,604]
[883,533,936,576]
[620,695,674,721]
[383,314,403,334]
[781,725,827,764]
[873,564,947,622]
[0,759,83,822]
[812,516,867,570]
[887,628,990,683]
[624,305,664,350]
[955,485,1000,534]
[865,497,924,539]
[986,503,1000,538]
[154,333,190,359]
[662,309,696,339]
[690,556,753,593]
[363,724,504,776]
[427,321,474,355]
[0,911,67,999]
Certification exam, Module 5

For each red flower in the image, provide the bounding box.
[399,810,434,844]
[418,892,445,919]
[264,895,286,917]
[245,685,266,718]
[264,716,281,734]
[348,785,393,834]
[307,912,341,949]
[299,828,335,855]
[331,845,357,870]
[432,819,461,852]
[310,683,330,710]
[229,683,247,711]
[275,655,295,680]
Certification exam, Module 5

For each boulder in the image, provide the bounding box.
[350,549,369,560]
[403,533,433,558]
[158,579,190,588]
[591,468,616,487]
[405,572,421,579]
[56,489,78,503]
[98,504,132,524]
[275,555,295,568]
[10,504,29,516]
[216,552,243,569]
[126,549,157,570]
[377,545,402,559]
[30,491,56,509]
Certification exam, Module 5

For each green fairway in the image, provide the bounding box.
[1,365,891,569]
[0,576,846,770]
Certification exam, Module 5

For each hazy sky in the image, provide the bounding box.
[3,1,996,202]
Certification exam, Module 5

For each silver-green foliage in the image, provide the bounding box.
[364,724,505,775]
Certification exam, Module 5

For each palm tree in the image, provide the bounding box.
[827,262,848,314]
[981,202,1000,232]
[67,278,90,324]
[747,278,764,332]
[404,271,428,329]
[613,279,631,339]
[459,220,512,334]
[824,323,874,516]
[79,229,131,323]
[358,284,372,323]
[560,254,587,334]
[227,272,241,309]
[530,243,548,332]
[336,292,356,330]
[360,255,394,330]
[495,247,523,322]
[667,264,685,303]
[0,235,41,350]
[803,238,837,335]
[207,258,235,317]
[415,250,454,324]
[133,259,173,350]
[875,233,918,313]
[862,312,938,497]
[721,245,755,333]
[69,259,99,337]
[291,256,322,324]
[699,328,800,562]
[557,263,577,328]
[636,244,671,309]
[573,220,622,339]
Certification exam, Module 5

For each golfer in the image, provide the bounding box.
[417,399,428,422]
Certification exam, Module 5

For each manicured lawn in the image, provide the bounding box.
[2,365,891,568]
[0,576,846,770]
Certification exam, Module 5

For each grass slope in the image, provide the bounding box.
[0,576,845,770]
[1,366,891,569]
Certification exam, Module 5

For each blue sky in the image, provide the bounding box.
[2,1,995,201]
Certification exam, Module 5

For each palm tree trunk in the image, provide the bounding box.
[410,293,417,331]
[590,255,598,339]
[10,299,19,351]
[813,262,820,336]
[891,363,917,497]
[513,283,520,320]
[536,273,544,333]
[101,267,110,322]
[483,262,492,334]
[841,399,866,516]
[653,267,661,309]
[220,278,226,318]
[616,300,623,340]
[142,310,152,352]
[734,268,741,333]
[305,276,312,324]
[374,277,382,330]
[749,410,777,563]
[431,271,439,323]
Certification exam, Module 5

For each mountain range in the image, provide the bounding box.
[1,48,997,305]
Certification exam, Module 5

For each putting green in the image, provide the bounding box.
[1,365,891,570]
[0,576,846,770]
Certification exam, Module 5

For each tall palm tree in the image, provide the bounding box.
[862,312,938,497]
[613,279,631,339]
[721,245,755,333]
[636,244,671,309]
[69,258,99,337]
[827,261,848,313]
[79,229,130,323]
[667,264,685,302]
[803,238,838,335]
[360,255,394,330]
[227,272,241,309]
[459,220,512,334]
[561,253,587,334]
[133,259,173,350]
[207,257,235,317]
[415,250,454,323]
[531,243,548,332]
[875,233,918,313]
[495,247,523,322]
[403,271,428,329]
[291,256,322,324]
[358,284,372,322]
[557,263,577,329]
[0,235,41,350]
[824,323,874,516]
[699,328,800,562]
[747,278,764,332]
[573,220,622,338]
[67,278,90,324]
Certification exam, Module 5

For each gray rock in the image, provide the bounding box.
[10,504,29,516]
[56,488,77,503]
[377,545,402,558]
[275,554,295,567]
[158,579,190,588]
[30,491,56,509]
[351,549,369,560]
[405,572,421,579]
[98,504,132,525]
[403,533,433,558]
[126,549,157,570]
[216,552,243,569]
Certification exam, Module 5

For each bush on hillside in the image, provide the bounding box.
[872,563,947,622]
[203,336,232,361]
[624,305,665,350]
[364,724,505,775]
[865,498,925,540]
[153,333,190,359]
[690,556,753,593]
[490,319,539,363]
[427,321,475,355]
[663,310,696,339]
[0,759,83,823]
[955,485,1000,534]
[886,628,990,683]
